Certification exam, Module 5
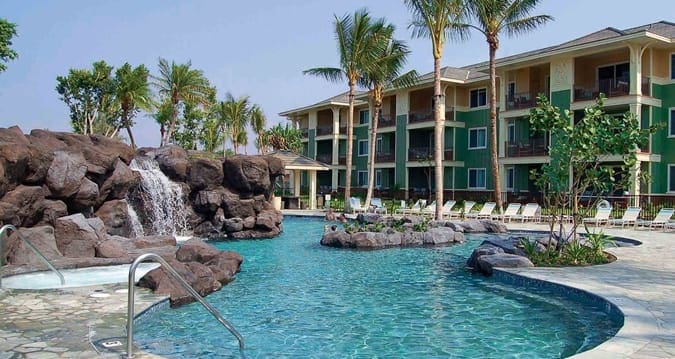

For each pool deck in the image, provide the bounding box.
[0,210,672,358]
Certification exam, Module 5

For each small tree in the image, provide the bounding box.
[529,95,657,245]
[0,19,18,73]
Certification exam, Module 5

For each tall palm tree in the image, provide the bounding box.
[467,0,552,212]
[304,9,385,209]
[153,58,212,146]
[217,93,251,155]
[361,28,418,209]
[405,0,468,220]
[114,63,152,149]
[250,105,267,154]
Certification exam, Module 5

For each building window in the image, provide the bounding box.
[359,110,370,125]
[671,53,675,80]
[468,168,486,189]
[358,171,368,187]
[375,170,382,188]
[468,127,487,149]
[670,108,675,137]
[507,82,515,101]
[669,165,675,192]
[506,167,515,191]
[358,139,368,156]
[507,122,515,143]
[376,137,382,153]
[598,62,629,91]
[470,88,487,108]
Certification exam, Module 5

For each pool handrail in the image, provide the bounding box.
[0,224,65,288]
[126,253,245,358]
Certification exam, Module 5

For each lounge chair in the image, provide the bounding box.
[348,197,367,214]
[466,202,496,219]
[512,203,541,222]
[421,200,437,217]
[492,203,522,222]
[395,200,407,214]
[608,207,641,228]
[636,208,674,230]
[407,199,427,215]
[369,198,387,214]
[449,201,476,219]
[440,200,457,218]
[582,207,613,226]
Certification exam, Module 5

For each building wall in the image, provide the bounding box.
[652,83,675,193]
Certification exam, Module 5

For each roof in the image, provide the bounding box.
[279,91,367,117]
[268,150,330,171]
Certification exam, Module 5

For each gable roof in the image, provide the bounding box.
[279,91,367,117]
[268,150,330,171]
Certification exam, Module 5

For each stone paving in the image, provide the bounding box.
[0,210,672,358]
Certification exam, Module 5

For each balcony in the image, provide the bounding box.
[573,77,650,102]
[407,147,453,161]
[408,110,455,124]
[641,76,651,96]
[375,152,395,163]
[316,153,332,164]
[379,115,396,128]
[315,126,333,136]
[504,138,548,158]
[505,92,536,111]
[300,128,308,139]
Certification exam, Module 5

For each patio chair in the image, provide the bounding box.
[369,198,388,214]
[492,203,522,222]
[421,200,437,217]
[636,208,674,230]
[407,199,427,215]
[348,197,367,214]
[512,203,541,223]
[395,200,407,215]
[466,202,496,219]
[449,201,476,219]
[582,207,613,227]
[608,207,641,228]
[440,200,457,218]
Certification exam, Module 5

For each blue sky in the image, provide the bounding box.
[0,0,671,150]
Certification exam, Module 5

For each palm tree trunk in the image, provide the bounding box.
[163,102,179,147]
[488,43,503,213]
[344,82,356,209]
[365,104,380,209]
[123,109,136,149]
[433,56,444,220]
[222,125,227,156]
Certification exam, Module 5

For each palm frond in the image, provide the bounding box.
[303,67,344,83]
[505,15,552,37]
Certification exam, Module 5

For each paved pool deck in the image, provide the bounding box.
[0,210,672,358]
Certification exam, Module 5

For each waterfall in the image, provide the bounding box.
[128,157,190,237]
[126,203,144,238]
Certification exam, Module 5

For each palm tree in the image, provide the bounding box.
[250,105,267,154]
[217,93,251,155]
[466,0,552,212]
[153,58,212,146]
[114,63,152,149]
[405,0,469,220]
[361,27,418,209]
[304,9,385,209]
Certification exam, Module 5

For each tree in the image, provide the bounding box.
[251,105,267,154]
[361,25,417,209]
[0,19,18,73]
[216,93,252,155]
[153,58,212,146]
[263,123,303,153]
[56,61,119,136]
[406,0,468,220]
[199,117,224,153]
[304,9,386,209]
[466,0,552,213]
[114,63,152,149]
[529,95,656,245]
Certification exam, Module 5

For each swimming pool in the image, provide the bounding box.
[135,217,621,358]
[2,263,160,289]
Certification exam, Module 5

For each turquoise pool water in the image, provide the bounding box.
[135,217,621,358]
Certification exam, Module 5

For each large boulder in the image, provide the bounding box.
[466,244,505,270]
[222,195,256,218]
[192,187,227,214]
[54,213,106,258]
[46,151,88,198]
[205,251,243,284]
[0,127,31,196]
[187,158,223,191]
[51,132,119,175]
[36,199,68,226]
[320,230,353,248]
[137,258,198,306]
[222,155,272,197]
[175,239,221,263]
[69,177,99,212]
[95,199,132,237]
[477,253,534,275]
[0,185,45,226]
[2,225,63,266]
[89,134,135,164]
[95,237,129,259]
[98,159,138,204]
[154,145,189,182]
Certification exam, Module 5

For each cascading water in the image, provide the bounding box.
[126,204,145,238]
[127,157,190,237]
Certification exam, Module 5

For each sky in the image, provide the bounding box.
[0,0,672,151]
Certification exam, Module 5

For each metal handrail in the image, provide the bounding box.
[126,253,244,358]
[0,224,65,287]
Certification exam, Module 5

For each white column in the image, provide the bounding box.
[293,170,301,196]
[309,170,317,210]
[628,43,647,96]
[628,161,641,206]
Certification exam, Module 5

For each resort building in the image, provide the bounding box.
[279,21,675,202]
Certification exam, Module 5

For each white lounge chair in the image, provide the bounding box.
[440,200,457,218]
[636,208,674,230]
[492,203,522,222]
[349,197,367,214]
[421,200,437,217]
[512,203,541,222]
[408,199,427,215]
[369,198,387,214]
[466,202,496,219]
[395,200,407,214]
[448,201,476,219]
[582,207,613,227]
[608,207,641,228]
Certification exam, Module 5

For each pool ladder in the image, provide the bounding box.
[0,224,66,288]
[126,253,245,358]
